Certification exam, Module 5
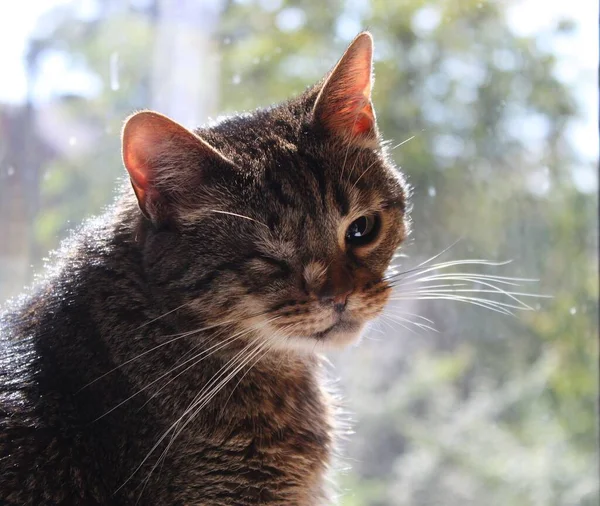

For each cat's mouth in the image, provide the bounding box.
[311,317,359,340]
[264,286,390,350]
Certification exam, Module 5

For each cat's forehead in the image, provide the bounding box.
[199,104,403,196]
[197,100,309,166]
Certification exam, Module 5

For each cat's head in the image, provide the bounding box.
[121,32,409,351]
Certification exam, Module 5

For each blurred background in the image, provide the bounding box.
[0,0,597,504]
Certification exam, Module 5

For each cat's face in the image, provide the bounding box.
[122,33,409,351]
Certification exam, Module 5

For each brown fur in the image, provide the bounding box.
[0,33,408,505]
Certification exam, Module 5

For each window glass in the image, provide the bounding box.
[0,1,597,504]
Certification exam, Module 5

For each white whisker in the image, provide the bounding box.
[379,314,420,336]
[208,209,270,230]
[389,135,416,151]
[133,301,192,331]
[382,313,438,334]
[390,294,520,315]
[117,317,279,495]
[384,309,436,325]
[146,336,275,491]
[78,318,241,392]
[94,325,253,422]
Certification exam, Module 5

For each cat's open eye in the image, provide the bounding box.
[345,214,381,247]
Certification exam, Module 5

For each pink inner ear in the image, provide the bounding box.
[123,131,152,191]
[331,95,375,137]
[314,32,377,141]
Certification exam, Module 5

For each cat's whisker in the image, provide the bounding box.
[116,338,262,495]
[384,309,436,325]
[133,301,193,331]
[379,313,428,336]
[351,158,379,191]
[390,282,471,290]
[369,317,394,340]
[135,325,258,411]
[381,310,438,333]
[393,291,531,312]
[77,318,241,392]
[95,317,278,422]
[340,111,363,181]
[390,274,529,288]
[136,340,260,502]
[94,330,242,422]
[207,209,270,230]
[218,323,301,417]
[388,134,416,152]
[141,334,278,494]
[160,322,301,468]
[138,316,284,410]
[384,258,519,283]
[397,270,537,285]
[390,276,548,311]
[79,309,278,392]
[180,320,291,418]
[393,275,532,291]
[389,294,521,315]
[118,318,280,494]
[390,238,462,270]
[397,287,546,298]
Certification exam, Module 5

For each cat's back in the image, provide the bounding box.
[0,209,146,504]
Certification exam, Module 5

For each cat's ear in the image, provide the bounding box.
[313,32,377,144]
[121,111,231,222]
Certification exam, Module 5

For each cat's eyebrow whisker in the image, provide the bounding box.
[340,111,363,181]
[351,158,379,192]
[389,134,416,152]
[207,209,270,230]
[351,135,418,190]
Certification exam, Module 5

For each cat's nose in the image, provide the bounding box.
[319,290,352,312]
[317,262,354,312]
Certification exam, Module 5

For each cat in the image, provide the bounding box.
[0,32,408,505]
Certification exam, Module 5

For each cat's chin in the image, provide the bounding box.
[270,319,366,353]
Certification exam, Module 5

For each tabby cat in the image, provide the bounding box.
[0,32,408,505]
